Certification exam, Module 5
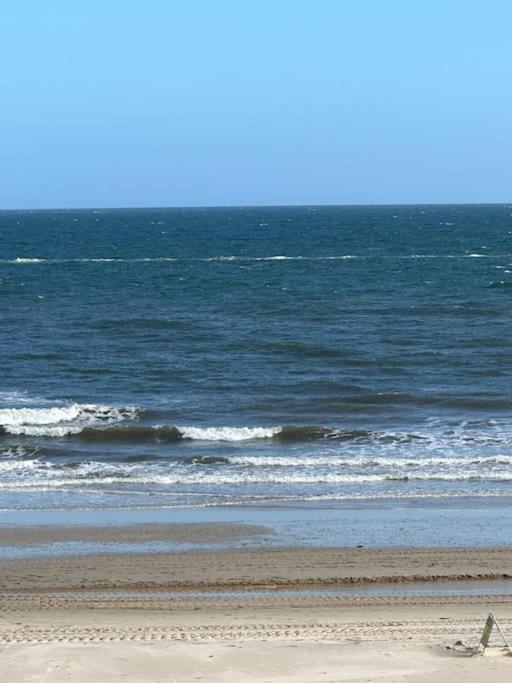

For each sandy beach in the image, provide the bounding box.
[3,608,512,682]
[1,534,512,592]
[1,526,512,681]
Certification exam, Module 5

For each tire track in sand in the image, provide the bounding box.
[1,618,512,644]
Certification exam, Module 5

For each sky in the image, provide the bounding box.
[1,1,511,208]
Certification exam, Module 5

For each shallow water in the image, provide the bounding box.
[106,581,512,599]
[1,503,512,556]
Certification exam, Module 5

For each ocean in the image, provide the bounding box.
[1,204,512,514]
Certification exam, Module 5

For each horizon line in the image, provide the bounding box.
[0,201,511,212]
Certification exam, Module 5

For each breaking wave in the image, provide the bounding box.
[1,458,512,490]
[1,414,509,448]
[0,420,427,443]
[0,403,140,437]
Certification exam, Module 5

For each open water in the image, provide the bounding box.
[1,204,512,512]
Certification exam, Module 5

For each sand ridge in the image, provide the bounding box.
[2,592,512,614]
[2,546,512,592]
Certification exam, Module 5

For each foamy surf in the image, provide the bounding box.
[178,426,278,441]
[0,403,140,436]
[1,458,512,492]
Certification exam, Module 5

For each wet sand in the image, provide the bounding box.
[1,544,512,592]
[0,521,270,547]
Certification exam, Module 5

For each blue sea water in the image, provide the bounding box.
[1,204,512,512]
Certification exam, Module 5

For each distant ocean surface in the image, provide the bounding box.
[1,204,512,511]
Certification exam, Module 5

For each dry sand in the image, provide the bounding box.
[1,527,512,680]
[1,603,512,681]
[3,639,512,682]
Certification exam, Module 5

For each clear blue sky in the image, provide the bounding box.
[1,1,511,208]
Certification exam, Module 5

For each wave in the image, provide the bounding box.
[3,255,352,264]
[2,253,511,265]
[228,454,512,468]
[4,446,511,471]
[78,425,183,442]
[0,391,52,406]
[488,281,512,289]
[77,425,279,443]
[1,255,357,264]
[206,255,359,262]
[1,406,511,450]
[0,403,140,437]
[183,455,231,465]
[299,393,512,410]
[1,461,512,489]
[1,417,504,445]
[180,426,278,441]
[54,424,417,443]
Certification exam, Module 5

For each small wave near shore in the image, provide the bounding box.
[1,396,512,508]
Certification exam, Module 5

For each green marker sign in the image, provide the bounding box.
[479,612,512,656]
[480,614,495,650]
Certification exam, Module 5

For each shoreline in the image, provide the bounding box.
[3,502,512,554]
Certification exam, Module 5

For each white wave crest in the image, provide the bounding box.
[178,426,279,441]
[229,454,512,468]
[206,255,359,262]
[2,466,512,490]
[0,403,139,436]
[2,253,511,265]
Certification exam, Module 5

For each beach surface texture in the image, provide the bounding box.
[1,530,512,681]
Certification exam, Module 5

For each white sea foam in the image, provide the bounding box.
[0,403,139,436]
[178,426,279,441]
[2,253,511,265]
[0,391,51,406]
[85,257,177,263]
[293,490,512,502]
[1,467,512,490]
[0,458,42,473]
[1,405,91,426]
[206,255,359,262]
[229,454,512,468]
